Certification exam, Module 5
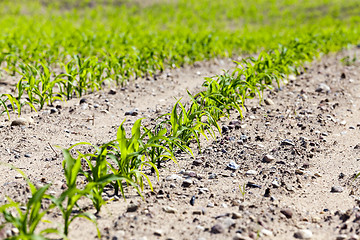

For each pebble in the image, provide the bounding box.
[11,118,28,126]
[336,234,348,240]
[108,89,117,95]
[331,186,344,193]
[154,229,163,236]
[190,196,196,206]
[263,154,275,163]
[193,159,203,166]
[227,161,240,170]
[245,170,257,175]
[294,229,312,239]
[126,203,139,212]
[281,139,295,146]
[264,98,275,105]
[15,174,23,179]
[198,187,209,194]
[24,154,31,158]
[221,203,228,208]
[207,202,215,208]
[11,228,19,235]
[196,225,205,231]
[162,206,177,214]
[232,212,242,219]
[182,179,193,188]
[272,180,280,188]
[260,228,273,237]
[210,224,224,234]
[166,174,182,181]
[340,120,347,126]
[316,83,331,93]
[192,209,204,215]
[294,229,313,239]
[280,209,293,219]
[233,233,252,240]
[208,173,217,179]
[288,74,297,81]
[125,109,138,116]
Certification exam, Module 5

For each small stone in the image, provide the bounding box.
[264,98,274,105]
[154,229,163,236]
[349,234,359,240]
[263,154,275,163]
[193,159,203,166]
[190,196,196,206]
[316,83,331,93]
[50,108,57,114]
[336,234,348,240]
[232,212,242,219]
[294,229,313,239]
[166,174,182,181]
[11,118,28,126]
[340,120,347,126]
[246,182,261,188]
[233,233,252,240]
[227,161,240,170]
[24,154,31,158]
[281,139,295,146]
[162,206,177,214]
[211,224,224,234]
[125,110,138,116]
[331,186,344,193]
[15,174,23,179]
[198,187,209,194]
[79,98,87,104]
[311,216,321,223]
[196,225,205,231]
[245,170,257,175]
[260,229,273,237]
[272,180,280,188]
[108,89,117,95]
[209,173,217,179]
[280,209,293,219]
[207,202,215,208]
[192,209,203,215]
[182,179,192,188]
[127,203,139,212]
[11,228,19,235]
[288,74,297,81]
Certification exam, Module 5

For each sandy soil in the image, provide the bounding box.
[0,49,360,240]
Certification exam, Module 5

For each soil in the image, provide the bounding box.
[0,48,360,240]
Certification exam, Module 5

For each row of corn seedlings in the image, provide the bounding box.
[1,26,360,119]
[1,0,360,117]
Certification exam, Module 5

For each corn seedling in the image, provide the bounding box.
[0,168,59,240]
[49,149,100,238]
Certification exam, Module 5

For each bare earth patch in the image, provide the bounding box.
[1,49,360,240]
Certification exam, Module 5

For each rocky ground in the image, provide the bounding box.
[0,49,360,240]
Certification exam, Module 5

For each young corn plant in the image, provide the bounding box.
[106,119,159,197]
[160,99,220,152]
[49,149,100,238]
[0,168,59,240]
[71,142,139,214]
